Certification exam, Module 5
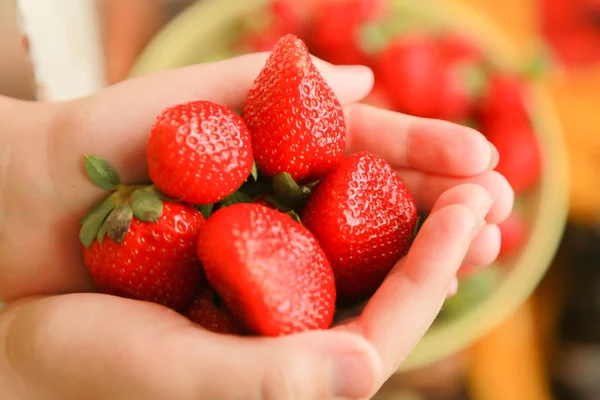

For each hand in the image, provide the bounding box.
[0,53,513,399]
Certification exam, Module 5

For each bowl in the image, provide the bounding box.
[131,0,569,372]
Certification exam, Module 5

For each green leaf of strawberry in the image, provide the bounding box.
[286,210,302,224]
[250,162,259,182]
[105,203,134,244]
[131,188,163,223]
[84,155,121,190]
[196,203,214,219]
[79,194,118,248]
[221,191,253,207]
[272,172,311,210]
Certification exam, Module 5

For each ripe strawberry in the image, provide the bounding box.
[80,156,205,310]
[375,35,438,117]
[147,100,253,205]
[376,33,486,122]
[308,0,383,65]
[301,152,418,303]
[478,73,531,129]
[439,31,484,65]
[197,203,336,336]
[486,122,543,194]
[186,288,245,334]
[242,34,346,183]
[498,211,529,259]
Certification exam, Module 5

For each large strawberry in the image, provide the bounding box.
[80,155,205,310]
[197,203,336,336]
[147,100,254,205]
[301,152,418,303]
[186,288,245,334]
[242,34,346,183]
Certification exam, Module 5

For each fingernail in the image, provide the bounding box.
[332,353,376,398]
[447,278,459,297]
[488,142,499,170]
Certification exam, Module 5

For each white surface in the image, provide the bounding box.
[17,0,106,101]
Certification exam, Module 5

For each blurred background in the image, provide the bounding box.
[3,0,600,399]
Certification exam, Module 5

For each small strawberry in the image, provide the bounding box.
[80,155,205,310]
[186,288,245,334]
[478,73,531,129]
[375,33,486,122]
[485,121,543,194]
[498,211,529,259]
[197,203,336,336]
[301,152,418,303]
[242,34,346,183]
[147,100,253,205]
[308,0,383,65]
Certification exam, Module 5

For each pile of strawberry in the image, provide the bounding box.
[79,35,417,336]
[233,0,545,263]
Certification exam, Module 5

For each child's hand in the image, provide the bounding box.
[0,52,513,398]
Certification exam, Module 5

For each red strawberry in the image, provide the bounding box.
[376,33,486,122]
[309,0,383,65]
[439,31,484,64]
[197,203,336,336]
[186,288,245,334]
[80,156,205,311]
[478,73,531,129]
[242,34,346,183]
[498,211,529,259]
[486,122,543,194]
[147,100,253,205]
[301,152,418,303]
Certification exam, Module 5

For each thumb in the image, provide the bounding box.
[181,329,383,400]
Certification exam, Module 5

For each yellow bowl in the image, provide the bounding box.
[131,0,569,372]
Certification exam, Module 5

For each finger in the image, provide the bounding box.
[398,170,514,223]
[464,224,501,267]
[6,294,382,400]
[352,202,489,378]
[344,104,497,177]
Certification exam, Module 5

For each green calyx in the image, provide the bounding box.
[272,172,312,210]
[458,63,489,100]
[79,155,166,248]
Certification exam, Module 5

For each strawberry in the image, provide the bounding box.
[301,152,418,303]
[80,156,205,310]
[147,100,253,205]
[375,33,485,122]
[308,0,383,65]
[242,34,346,183]
[197,203,336,336]
[439,31,484,65]
[485,121,543,194]
[498,211,529,259]
[186,288,245,334]
[478,73,531,129]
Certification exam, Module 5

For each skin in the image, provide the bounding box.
[0,53,513,399]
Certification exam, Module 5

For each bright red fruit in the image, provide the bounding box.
[498,211,529,259]
[308,0,382,65]
[147,100,253,205]
[486,122,543,194]
[83,201,205,311]
[376,34,442,117]
[186,288,245,334]
[375,33,484,122]
[478,73,531,129]
[242,34,346,183]
[301,152,418,303]
[197,203,336,336]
